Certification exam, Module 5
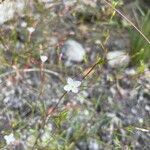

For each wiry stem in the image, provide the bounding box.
[31,58,103,148]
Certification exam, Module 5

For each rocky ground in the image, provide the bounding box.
[0,0,150,150]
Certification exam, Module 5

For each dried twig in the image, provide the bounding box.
[0,68,61,79]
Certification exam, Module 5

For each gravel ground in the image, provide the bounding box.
[0,0,150,150]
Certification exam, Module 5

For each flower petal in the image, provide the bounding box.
[40,55,48,63]
[27,27,35,33]
[4,133,15,145]
[64,85,71,91]
[67,78,74,84]
[74,81,81,87]
[71,87,78,93]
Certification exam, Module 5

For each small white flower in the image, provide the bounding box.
[95,40,101,44]
[21,21,27,27]
[64,78,81,93]
[4,133,16,145]
[40,55,48,63]
[27,27,35,34]
[26,135,36,147]
[84,110,89,116]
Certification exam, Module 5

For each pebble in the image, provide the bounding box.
[125,68,136,76]
[0,0,25,25]
[88,139,99,150]
[61,39,86,64]
[145,105,150,111]
[106,50,130,68]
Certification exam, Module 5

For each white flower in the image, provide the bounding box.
[95,40,101,44]
[4,133,16,145]
[64,78,81,93]
[27,27,35,34]
[26,135,36,147]
[40,55,48,63]
[21,21,27,27]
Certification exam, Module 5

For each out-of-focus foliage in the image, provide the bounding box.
[130,11,150,65]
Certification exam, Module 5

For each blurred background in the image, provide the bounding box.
[0,0,149,150]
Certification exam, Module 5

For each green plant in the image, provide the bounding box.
[130,11,150,65]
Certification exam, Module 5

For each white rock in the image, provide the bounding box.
[88,139,99,150]
[39,0,53,2]
[15,0,25,13]
[82,0,97,7]
[0,0,25,25]
[107,51,130,68]
[107,113,122,126]
[145,105,150,111]
[138,118,143,124]
[62,39,85,63]
[0,1,14,25]
[49,36,58,46]
[62,0,77,7]
[125,68,136,76]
